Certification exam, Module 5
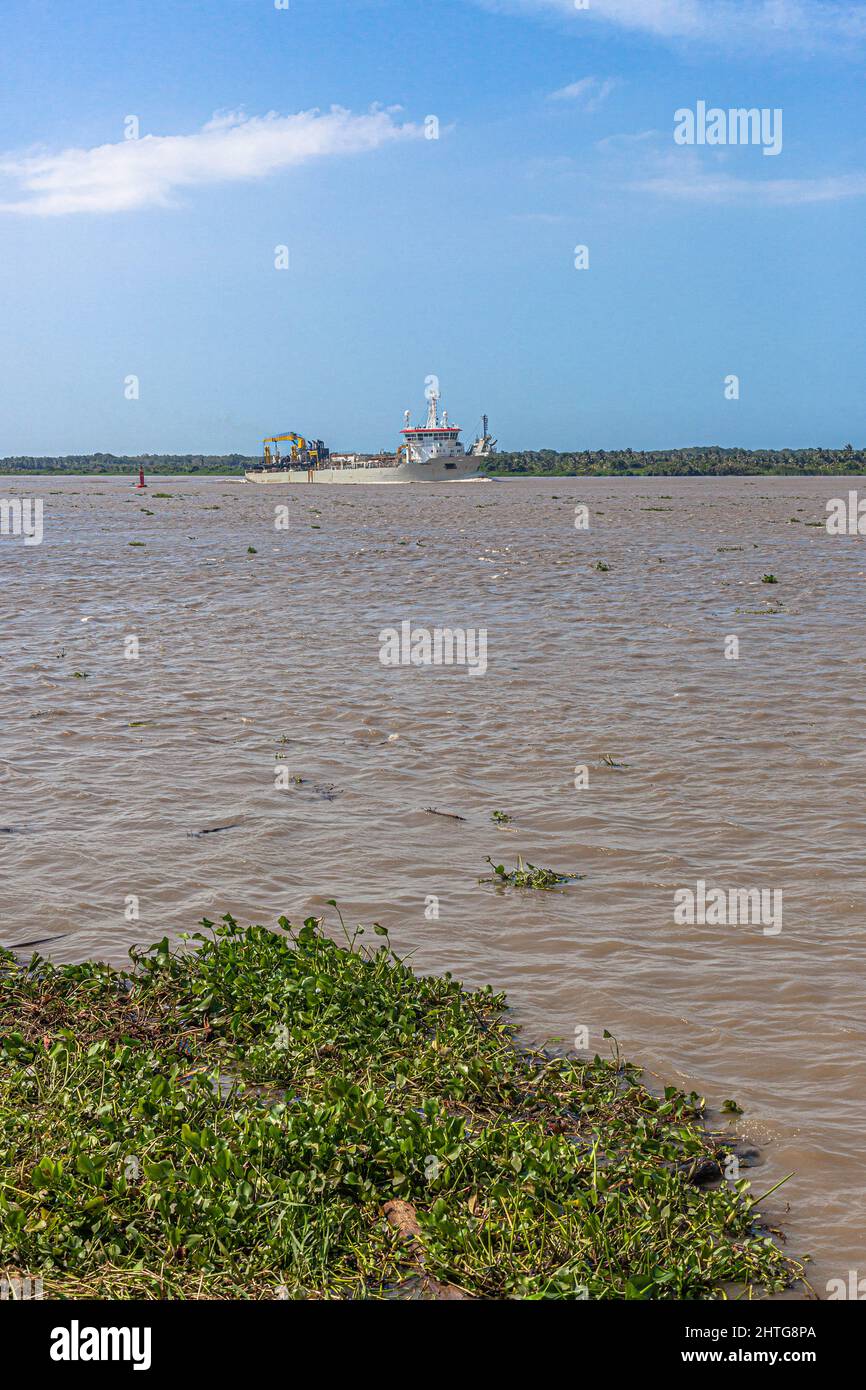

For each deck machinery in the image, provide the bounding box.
[261,433,329,471]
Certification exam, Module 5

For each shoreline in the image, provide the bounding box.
[0,915,805,1301]
[2,466,866,480]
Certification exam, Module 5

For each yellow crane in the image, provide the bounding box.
[262,433,326,469]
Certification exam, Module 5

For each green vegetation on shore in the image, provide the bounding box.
[1,444,864,477]
[0,915,801,1300]
[0,454,252,476]
[487,444,864,477]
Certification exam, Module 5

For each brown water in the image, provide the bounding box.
[2,472,865,1293]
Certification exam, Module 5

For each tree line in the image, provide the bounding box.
[1,445,864,476]
[486,445,864,476]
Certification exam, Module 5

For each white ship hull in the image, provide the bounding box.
[245,454,488,484]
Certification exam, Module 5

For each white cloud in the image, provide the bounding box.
[629,150,866,203]
[595,129,658,152]
[510,0,703,39]
[549,77,617,111]
[0,107,422,216]
[634,169,866,204]
[474,0,866,49]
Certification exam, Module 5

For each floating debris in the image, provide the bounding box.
[187,824,241,838]
[600,753,628,769]
[290,778,342,801]
[480,856,581,890]
[7,933,72,951]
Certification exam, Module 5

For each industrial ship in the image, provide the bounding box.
[245,388,495,484]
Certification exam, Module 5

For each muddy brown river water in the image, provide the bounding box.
[2,472,864,1294]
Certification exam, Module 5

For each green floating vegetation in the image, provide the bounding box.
[491,810,512,825]
[480,856,582,890]
[0,917,800,1301]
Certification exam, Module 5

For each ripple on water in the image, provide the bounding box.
[1,472,864,1289]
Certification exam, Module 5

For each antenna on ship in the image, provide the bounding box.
[482,414,488,439]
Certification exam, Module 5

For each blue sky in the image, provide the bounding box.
[0,0,863,455]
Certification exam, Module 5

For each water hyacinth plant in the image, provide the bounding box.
[480,856,581,889]
[0,916,801,1300]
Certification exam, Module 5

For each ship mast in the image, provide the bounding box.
[425,389,439,428]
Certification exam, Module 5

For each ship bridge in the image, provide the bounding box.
[400,391,464,462]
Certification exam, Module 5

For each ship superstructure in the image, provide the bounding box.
[400,392,464,464]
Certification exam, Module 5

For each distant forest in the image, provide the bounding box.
[1,446,865,476]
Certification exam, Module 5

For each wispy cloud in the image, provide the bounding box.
[0,107,421,216]
[628,149,866,204]
[634,169,866,204]
[474,0,866,50]
[548,77,617,111]
[596,130,658,153]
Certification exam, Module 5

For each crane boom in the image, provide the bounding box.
[261,431,328,469]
